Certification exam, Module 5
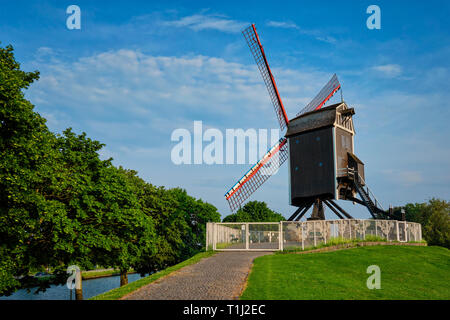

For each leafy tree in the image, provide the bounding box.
[0,45,157,294]
[385,202,428,223]
[422,199,449,248]
[169,188,220,258]
[222,201,285,222]
[119,169,188,273]
[389,198,449,248]
[51,132,157,287]
[0,44,62,294]
[120,170,221,273]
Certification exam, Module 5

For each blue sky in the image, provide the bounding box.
[1,0,449,219]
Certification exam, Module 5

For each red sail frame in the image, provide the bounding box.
[225,138,288,212]
[242,24,289,131]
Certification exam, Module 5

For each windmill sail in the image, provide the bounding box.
[242,24,289,131]
[224,137,288,212]
[296,74,341,116]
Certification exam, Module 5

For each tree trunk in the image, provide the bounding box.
[75,270,83,300]
[120,270,128,286]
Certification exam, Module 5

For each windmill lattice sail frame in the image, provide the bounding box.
[297,73,341,117]
[242,24,289,131]
[225,138,288,212]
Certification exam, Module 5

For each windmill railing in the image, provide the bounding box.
[355,172,385,212]
[336,167,351,177]
[206,220,422,251]
[337,167,385,212]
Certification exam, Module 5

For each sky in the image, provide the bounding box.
[1,0,449,219]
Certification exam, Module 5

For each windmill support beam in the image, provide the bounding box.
[287,207,302,221]
[327,199,354,219]
[323,200,345,219]
[294,202,314,221]
[345,196,366,206]
[289,198,358,221]
[287,201,313,221]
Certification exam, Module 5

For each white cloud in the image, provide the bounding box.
[371,64,403,78]
[315,36,337,44]
[36,46,54,57]
[382,170,423,187]
[398,171,423,186]
[266,20,337,44]
[266,21,299,29]
[24,48,336,217]
[163,14,249,33]
[27,49,333,136]
[25,48,449,215]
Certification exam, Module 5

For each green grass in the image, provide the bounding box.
[241,245,450,300]
[281,236,426,253]
[82,269,124,279]
[215,242,238,249]
[90,251,216,300]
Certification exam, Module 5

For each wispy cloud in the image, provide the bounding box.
[266,21,299,30]
[25,43,449,215]
[382,169,424,187]
[36,46,54,57]
[266,20,337,44]
[163,13,249,33]
[26,48,331,214]
[399,171,423,186]
[25,48,335,199]
[371,64,403,78]
[28,48,334,132]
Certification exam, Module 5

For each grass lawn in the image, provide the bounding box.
[82,269,125,280]
[241,246,450,300]
[90,251,216,300]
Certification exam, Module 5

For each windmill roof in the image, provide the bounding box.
[348,152,364,165]
[285,102,345,137]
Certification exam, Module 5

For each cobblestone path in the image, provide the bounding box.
[122,251,270,300]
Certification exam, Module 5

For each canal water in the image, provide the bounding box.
[0,273,148,300]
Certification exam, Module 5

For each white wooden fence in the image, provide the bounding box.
[206,220,422,251]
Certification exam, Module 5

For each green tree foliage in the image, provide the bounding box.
[390,198,449,248]
[169,188,221,258]
[0,44,231,296]
[50,132,156,285]
[118,168,187,272]
[120,169,220,273]
[0,46,158,294]
[422,199,449,248]
[0,44,61,294]
[222,201,285,222]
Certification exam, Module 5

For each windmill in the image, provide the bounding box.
[224,24,388,221]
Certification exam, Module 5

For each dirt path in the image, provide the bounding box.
[122,251,270,300]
